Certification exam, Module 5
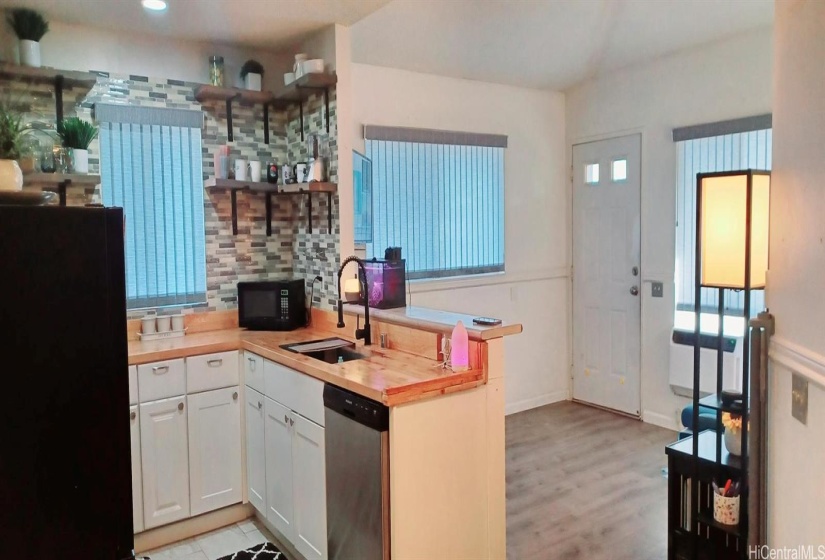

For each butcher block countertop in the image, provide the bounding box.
[128,326,486,406]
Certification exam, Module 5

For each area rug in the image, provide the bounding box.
[216,541,285,560]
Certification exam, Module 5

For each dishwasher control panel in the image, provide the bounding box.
[323,383,389,431]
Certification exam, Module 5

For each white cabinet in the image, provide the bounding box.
[265,397,295,539]
[130,405,144,534]
[140,395,190,529]
[263,395,328,560]
[245,352,265,394]
[186,351,239,393]
[245,387,267,515]
[292,413,328,560]
[188,386,242,516]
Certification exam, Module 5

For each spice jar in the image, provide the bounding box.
[209,55,225,87]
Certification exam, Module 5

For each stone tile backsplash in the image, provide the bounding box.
[1,69,340,317]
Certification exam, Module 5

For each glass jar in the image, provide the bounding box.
[209,55,225,87]
[40,146,56,173]
[53,146,70,174]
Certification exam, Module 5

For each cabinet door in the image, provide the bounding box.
[292,414,327,560]
[265,397,294,540]
[188,386,243,516]
[130,405,144,534]
[245,387,267,515]
[140,396,190,529]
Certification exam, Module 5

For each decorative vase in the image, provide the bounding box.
[71,148,89,174]
[0,160,24,192]
[19,40,41,68]
[244,73,262,91]
[724,427,742,456]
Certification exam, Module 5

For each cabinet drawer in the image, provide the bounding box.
[264,360,324,427]
[244,352,265,394]
[137,359,185,402]
[187,351,240,393]
[129,365,138,405]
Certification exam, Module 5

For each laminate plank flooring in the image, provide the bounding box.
[506,401,676,560]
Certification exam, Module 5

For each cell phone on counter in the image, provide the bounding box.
[473,317,502,326]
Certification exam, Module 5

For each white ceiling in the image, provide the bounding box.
[351,0,774,91]
[0,0,391,50]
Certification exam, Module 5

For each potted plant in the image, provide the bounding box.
[58,117,98,174]
[240,59,264,91]
[7,8,49,68]
[0,100,24,191]
[721,412,744,456]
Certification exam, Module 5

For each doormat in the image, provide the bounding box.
[216,541,285,560]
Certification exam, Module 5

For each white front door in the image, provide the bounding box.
[572,134,641,416]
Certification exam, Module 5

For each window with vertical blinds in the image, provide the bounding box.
[364,125,506,279]
[98,104,206,309]
[674,118,771,318]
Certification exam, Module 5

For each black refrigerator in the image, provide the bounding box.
[0,205,134,559]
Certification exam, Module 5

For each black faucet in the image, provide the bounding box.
[337,256,371,345]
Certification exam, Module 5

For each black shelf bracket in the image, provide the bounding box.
[225,93,241,142]
[263,102,270,145]
[299,98,304,142]
[294,86,332,141]
[327,191,333,232]
[230,188,239,234]
[265,191,272,236]
[58,180,70,207]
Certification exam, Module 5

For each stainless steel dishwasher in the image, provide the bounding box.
[324,383,390,560]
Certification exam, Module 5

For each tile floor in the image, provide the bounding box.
[143,517,288,560]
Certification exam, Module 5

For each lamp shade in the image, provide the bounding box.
[699,170,770,289]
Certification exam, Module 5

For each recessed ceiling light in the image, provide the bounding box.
[141,0,167,12]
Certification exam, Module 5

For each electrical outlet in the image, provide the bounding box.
[792,373,808,425]
[651,282,664,298]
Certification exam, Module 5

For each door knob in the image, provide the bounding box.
[130,411,136,420]
[178,402,184,411]
[630,286,639,296]
[233,391,238,401]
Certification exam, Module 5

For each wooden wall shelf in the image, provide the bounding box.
[24,173,101,206]
[205,178,336,236]
[193,85,274,105]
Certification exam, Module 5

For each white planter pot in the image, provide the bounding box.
[19,40,41,68]
[0,160,24,192]
[244,73,262,91]
[724,427,741,456]
[72,149,89,174]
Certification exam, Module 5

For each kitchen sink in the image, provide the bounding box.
[281,338,367,365]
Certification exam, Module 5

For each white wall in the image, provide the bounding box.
[351,64,569,414]
[0,20,293,90]
[767,0,825,545]
[565,28,773,430]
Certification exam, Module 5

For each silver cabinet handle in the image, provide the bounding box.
[207,358,223,367]
[233,391,238,401]
[247,357,256,371]
[289,418,294,427]
[258,401,263,410]
[152,365,169,374]
[130,411,136,420]
[178,402,184,411]
[630,286,639,296]
[284,414,289,424]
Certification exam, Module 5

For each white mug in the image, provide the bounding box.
[234,159,248,181]
[156,316,171,333]
[249,161,261,182]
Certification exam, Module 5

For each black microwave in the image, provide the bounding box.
[238,279,307,331]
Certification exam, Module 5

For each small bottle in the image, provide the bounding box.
[209,56,225,87]
[450,321,469,372]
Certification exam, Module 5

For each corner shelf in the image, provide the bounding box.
[0,63,99,136]
[24,173,101,206]
[193,73,336,145]
[204,177,336,236]
[666,430,742,473]
[698,393,746,414]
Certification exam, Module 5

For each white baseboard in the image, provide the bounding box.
[643,409,680,432]
[505,389,569,415]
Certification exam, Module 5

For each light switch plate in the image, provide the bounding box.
[792,373,808,425]
[651,282,664,298]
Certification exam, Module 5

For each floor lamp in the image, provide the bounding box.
[691,169,770,547]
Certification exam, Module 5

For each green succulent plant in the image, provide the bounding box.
[58,117,98,150]
[240,59,264,79]
[0,100,24,160]
[7,8,49,42]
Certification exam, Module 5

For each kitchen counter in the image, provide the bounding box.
[128,326,485,406]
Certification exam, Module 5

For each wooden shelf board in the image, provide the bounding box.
[0,62,98,88]
[193,84,274,104]
[275,73,337,104]
[666,430,742,471]
[24,173,101,187]
[205,177,336,194]
[696,511,743,538]
[276,182,337,194]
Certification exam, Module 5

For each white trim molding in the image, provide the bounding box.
[410,267,569,295]
[643,409,681,432]
[505,389,569,416]
[769,335,825,389]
